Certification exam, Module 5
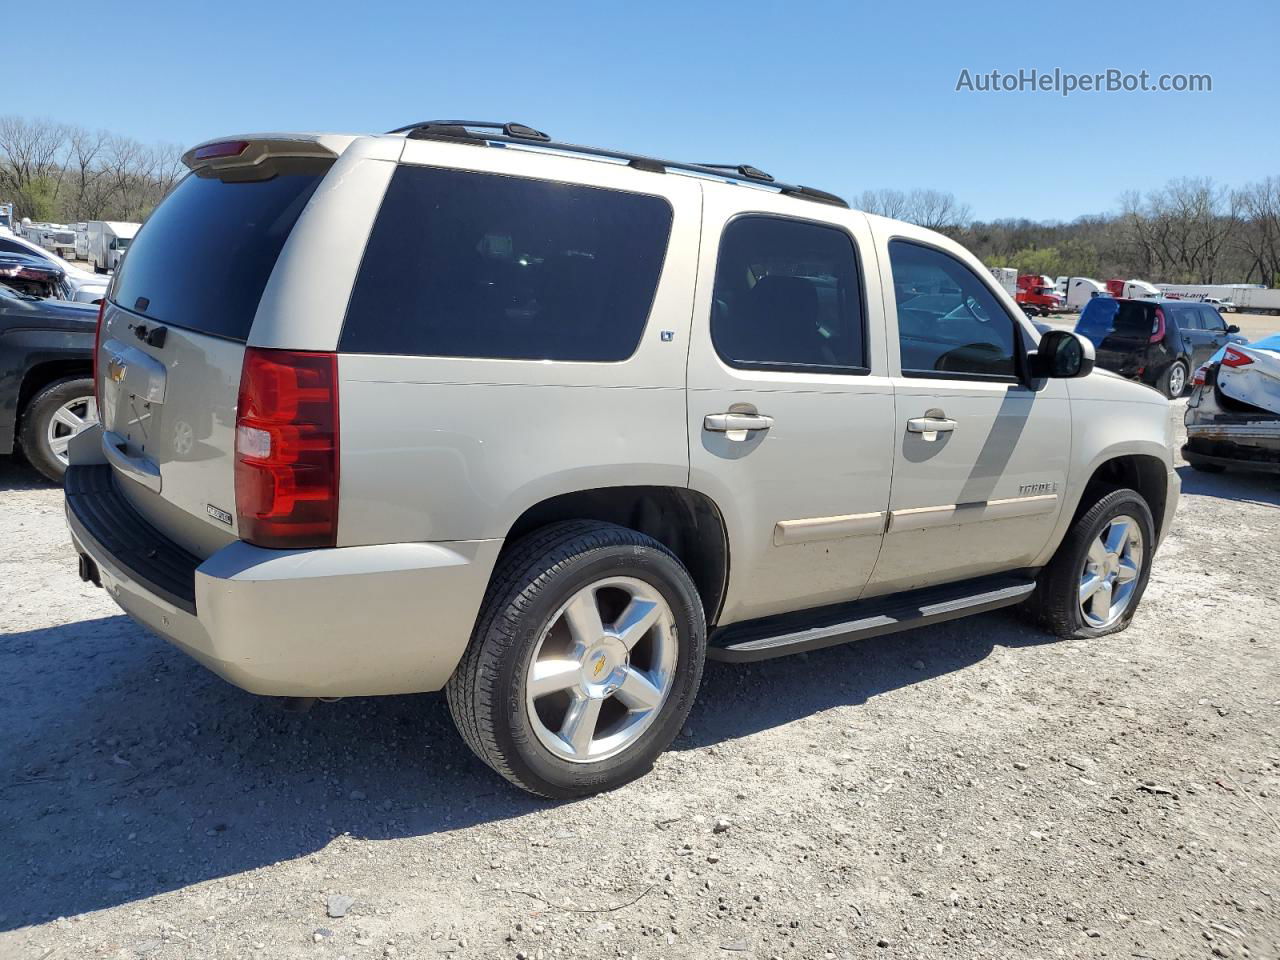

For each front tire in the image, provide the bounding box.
[18,377,98,482]
[446,521,706,799]
[1029,488,1156,640]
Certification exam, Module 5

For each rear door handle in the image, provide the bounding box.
[704,412,774,436]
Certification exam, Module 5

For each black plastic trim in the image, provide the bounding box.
[65,464,200,614]
[708,573,1037,662]
[388,120,848,208]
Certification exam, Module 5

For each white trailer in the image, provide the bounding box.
[1125,279,1161,299]
[1155,283,1280,314]
[989,266,1017,297]
[73,222,90,260]
[86,220,140,274]
[1062,277,1109,310]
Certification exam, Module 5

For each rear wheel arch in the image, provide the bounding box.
[500,486,731,629]
[17,359,93,428]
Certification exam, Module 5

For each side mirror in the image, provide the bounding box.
[1226,324,1240,334]
[1028,329,1094,379]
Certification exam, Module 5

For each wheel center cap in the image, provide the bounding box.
[589,651,610,680]
[582,638,627,696]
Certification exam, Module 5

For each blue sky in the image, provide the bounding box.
[15,0,1277,221]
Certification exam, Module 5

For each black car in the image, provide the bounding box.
[1074,297,1246,398]
[0,251,72,300]
[0,284,98,481]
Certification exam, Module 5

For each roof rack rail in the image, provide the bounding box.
[387,120,552,142]
[384,121,848,208]
[697,163,774,183]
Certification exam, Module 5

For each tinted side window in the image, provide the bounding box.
[340,166,673,361]
[1199,305,1225,330]
[1169,303,1200,329]
[710,216,865,372]
[888,240,1017,379]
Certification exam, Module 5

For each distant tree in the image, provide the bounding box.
[0,114,185,223]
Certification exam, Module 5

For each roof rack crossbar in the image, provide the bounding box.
[385,121,848,208]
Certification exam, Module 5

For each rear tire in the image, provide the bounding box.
[1028,488,1156,640]
[18,377,97,483]
[1160,360,1189,398]
[446,521,706,799]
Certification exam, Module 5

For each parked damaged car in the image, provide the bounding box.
[1184,334,1280,474]
[0,253,72,301]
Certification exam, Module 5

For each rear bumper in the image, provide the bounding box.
[1183,435,1280,473]
[66,464,501,697]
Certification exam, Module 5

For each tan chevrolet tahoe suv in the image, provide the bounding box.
[66,121,1180,798]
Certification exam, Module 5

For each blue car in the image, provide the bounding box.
[1075,297,1246,398]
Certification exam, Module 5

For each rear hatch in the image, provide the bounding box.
[1077,299,1155,378]
[98,149,332,558]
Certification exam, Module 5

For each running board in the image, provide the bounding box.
[708,574,1037,662]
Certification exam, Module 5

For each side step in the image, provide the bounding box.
[707,574,1037,662]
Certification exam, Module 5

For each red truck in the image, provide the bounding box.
[1016,274,1063,316]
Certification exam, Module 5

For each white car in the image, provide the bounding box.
[0,228,108,304]
[1204,297,1237,313]
[65,122,1180,798]
[1185,336,1280,473]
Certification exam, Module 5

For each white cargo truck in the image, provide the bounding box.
[86,220,140,274]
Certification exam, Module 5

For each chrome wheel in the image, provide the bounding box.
[525,576,677,764]
[1167,363,1186,397]
[1079,515,1143,629]
[46,395,98,466]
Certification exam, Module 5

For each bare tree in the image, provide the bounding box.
[855,188,910,220]
[0,116,69,218]
[65,126,110,220]
[1234,177,1280,286]
[903,189,972,234]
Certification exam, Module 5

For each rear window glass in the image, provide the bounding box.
[339,165,673,361]
[111,158,328,341]
[1113,301,1156,336]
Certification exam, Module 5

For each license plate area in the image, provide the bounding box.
[101,338,168,456]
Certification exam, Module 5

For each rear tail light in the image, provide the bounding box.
[1221,347,1254,368]
[1150,307,1166,343]
[93,299,106,408]
[234,348,339,548]
[1191,365,1208,386]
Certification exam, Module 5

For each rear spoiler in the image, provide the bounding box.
[181,134,357,172]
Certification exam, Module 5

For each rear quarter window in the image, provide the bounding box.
[111,158,329,341]
[339,165,673,361]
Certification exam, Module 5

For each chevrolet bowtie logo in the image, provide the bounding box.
[107,354,128,383]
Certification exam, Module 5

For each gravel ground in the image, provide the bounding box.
[1,401,1278,960]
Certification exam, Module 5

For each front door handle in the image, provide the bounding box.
[906,411,957,441]
[704,412,774,437]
